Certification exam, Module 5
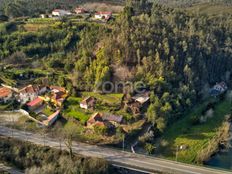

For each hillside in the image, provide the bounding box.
[186,2,232,15]
[153,0,232,7]
[1,0,232,130]
[0,0,232,166]
[0,0,124,17]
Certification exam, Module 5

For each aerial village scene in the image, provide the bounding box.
[0,2,231,170]
[0,68,229,148]
[0,3,230,148]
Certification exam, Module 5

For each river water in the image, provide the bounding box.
[206,126,232,171]
[206,143,232,170]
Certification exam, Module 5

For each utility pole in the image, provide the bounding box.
[41,127,46,147]
[24,122,27,141]
[43,129,46,146]
[175,146,179,162]
[122,134,125,151]
[11,115,14,137]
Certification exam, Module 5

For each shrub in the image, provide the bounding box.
[190,115,200,125]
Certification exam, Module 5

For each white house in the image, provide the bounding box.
[0,87,13,103]
[40,14,46,18]
[17,85,39,104]
[80,96,96,110]
[132,92,150,106]
[210,81,228,96]
[52,9,72,17]
[95,11,112,20]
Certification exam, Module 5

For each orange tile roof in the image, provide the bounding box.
[0,87,12,98]
[94,121,105,127]
[19,85,38,94]
[47,110,60,121]
[42,110,60,126]
[87,112,102,125]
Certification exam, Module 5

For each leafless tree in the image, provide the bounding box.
[62,122,77,159]
[52,121,63,151]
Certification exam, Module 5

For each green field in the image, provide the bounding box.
[0,75,16,86]
[64,93,126,124]
[64,96,93,124]
[82,92,123,105]
[159,97,231,163]
[186,3,232,15]
[42,107,54,116]
[0,103,12,111]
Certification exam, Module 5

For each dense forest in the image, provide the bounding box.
[153,0,232,7]
[1,0,232,18]
[0,0,124,18]
[0,0,232,132]
[73,0,232,130]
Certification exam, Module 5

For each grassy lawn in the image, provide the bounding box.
[64,93,128,124]
[82,92,132,120]
[159,97,231,164]
[82,92,123,105]
[42,107,54,116]
[0,102,13,111]
[186,3,232,16]
[23,23,50,32]
[65,92,132,125]
[0,104,9,110]
[66,109,92,124]
[27,18,57,24]
[64,97,93,124]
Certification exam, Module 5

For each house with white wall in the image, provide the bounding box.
[52,9,72,17]
[94,11,112,20]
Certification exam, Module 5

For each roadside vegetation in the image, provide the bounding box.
[0,136,112,174]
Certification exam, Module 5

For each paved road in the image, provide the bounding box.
[0,163,23,174]
[0,126,231,174]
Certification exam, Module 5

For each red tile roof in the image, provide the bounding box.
[53,9,62,12]
[0,87,12,98]
[96,11,112,15]
[27,97,43,107]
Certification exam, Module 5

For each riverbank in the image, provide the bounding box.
[157,98,232,164]
[205,123,232,170]
[197,120,231,163]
